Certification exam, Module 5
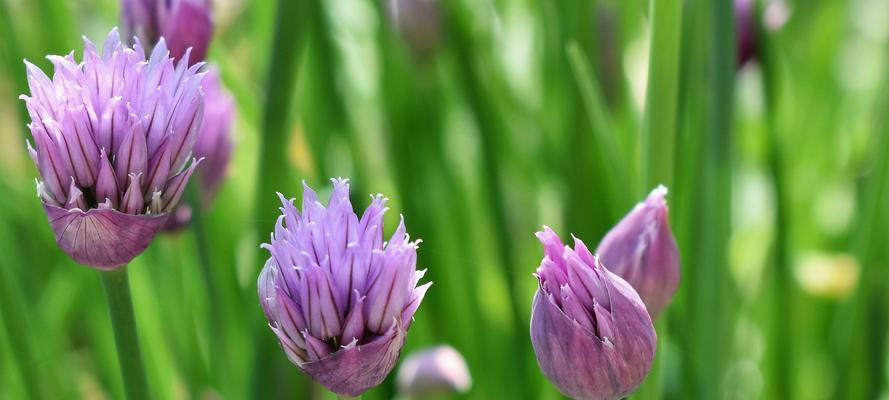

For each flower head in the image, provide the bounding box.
[122,0,213,64]
[531,227,656,400]
[596,186,679,318]
[258,179,431,396]
[396,345,471,397]
[21,29,205,268]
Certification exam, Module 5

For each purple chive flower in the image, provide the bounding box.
[163,68,234,231]
[21,29,205,268]
[596,186,679,319]
[531,227,656,400]
[122,0,213,64]
[396,345,472,397]
[736,0,756,67]
[385,0,442,59]
[258,179,431,397]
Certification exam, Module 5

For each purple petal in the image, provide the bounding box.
[95,149,119,208]
[121,173,145,214]
[114,123,148,188]
[341,291,365,343]
[160,157,202,212]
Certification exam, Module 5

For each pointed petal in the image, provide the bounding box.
[121,173,145,214]
[95,149,119,208]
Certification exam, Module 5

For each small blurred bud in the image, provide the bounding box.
[122,0,213,64]
[736,0,791,68]
[396,345,471,398]
[385,0,442,60]
[735,0,756,67]
[794,252,859,299]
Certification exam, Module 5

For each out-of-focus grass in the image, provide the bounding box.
[2,0,889,399]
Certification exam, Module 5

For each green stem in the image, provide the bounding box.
[443,2,534,397]
[187,185,222,385]
[565,41,632,212]
[759,15,793,399]
[252,0,307,398]
[642,0,683,191]
[0,0,31,142]
[0,248,44,399]
[337,395,361,399]
[101,266,150,400]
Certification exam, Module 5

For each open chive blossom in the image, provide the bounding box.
[258,179,431,397]
[596,186,679,319]
[122,0,213,64]
[21,29,205,269]
[531,227,656,400]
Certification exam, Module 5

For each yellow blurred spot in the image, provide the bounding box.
[794,252,859,299]
[287,123,315,176]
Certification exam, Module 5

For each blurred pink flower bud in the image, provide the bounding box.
[596,186,679,318]
[396,345,471,397]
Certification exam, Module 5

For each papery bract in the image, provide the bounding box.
[258,179,431,396]
[531,227,656,400]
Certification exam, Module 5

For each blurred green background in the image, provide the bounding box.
[1,0,888,399]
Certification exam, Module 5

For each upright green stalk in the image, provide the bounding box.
[759,15,793,399]
[695,0,735,397]
[678,0,735,398]
[834,40,889,399]
[442,1,535,397]
[187,186,222,386]
[252,0,307,398]
[0,239,44,399]
[636,2,682,398]
[101,266,150,400]
[565,41,631,211]
[642,0,683,191]
[0,0,31,141]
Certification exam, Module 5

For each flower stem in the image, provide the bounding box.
[337,395,361,399]
[101,266,150,400]
[187,185,222,385]
[0,246,45,399]
[643,0,683,191]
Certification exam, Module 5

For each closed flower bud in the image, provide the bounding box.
[736,0,756,67]
[258,179,431,397]
[122,0,213,64]
[531,227,656,400]
[596,186,679,318]
[396,345,471,397]
[21,29,205,269]
[385,0,442,60]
